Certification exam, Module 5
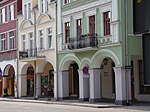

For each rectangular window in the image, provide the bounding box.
[24,4,27,19]
[65,22,70,43]
[0,8,5,23]
[29,32,34,57]
[8,4,14,21]
[22,35,26,51]
[28,3,31,19]
[0,34,6,51]
[9,31,14,49]
[76,19,82,37]
[47,28,52,49]
[41,0,48,13]
[89,15,95,33]
[64,0,70,4]
[39,30,44,50]
[103,11,110,36]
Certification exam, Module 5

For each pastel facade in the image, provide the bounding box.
[0,0,22,97]
[57,0,144,105]
[17,0,57,98]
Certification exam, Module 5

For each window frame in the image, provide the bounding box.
[64,22,70,43]
[9,31,15,50]
[38,30,44,50]
[0,33,6,51]
[47,27,52,49]
[103,11,110,36]
[8,4,14,21]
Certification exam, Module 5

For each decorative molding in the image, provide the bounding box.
[73,12,83,20]
[62,16,71,23]
[85,9,96,17]
[62,0,112,16]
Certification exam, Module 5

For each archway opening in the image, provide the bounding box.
[68,62,79,99]
[100,58,116,101]
[41,62,54,97]
[26,65,34,97]
[7,66,15,96]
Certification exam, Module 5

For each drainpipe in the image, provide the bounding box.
[16,18,19,98]
[124,0,130,105]
[32,9,37,99]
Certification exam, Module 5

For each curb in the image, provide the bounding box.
[0,98,119,108]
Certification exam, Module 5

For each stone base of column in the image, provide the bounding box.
[89,98,101,103]
[79,98,89,102]
[115,100,132,105]
[58,97,69,101]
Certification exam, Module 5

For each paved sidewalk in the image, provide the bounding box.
[0,97,119,108]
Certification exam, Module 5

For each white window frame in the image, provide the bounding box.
[40,0,48,13]
[22,34,26,51]
[47,27,52,49]
[38,30,44,50]
[8,4,14,21]
[28,3,31,19]
[9,31,15,50]
[0,8,5,23]
[24,3,32,19]
[0,33,6,51]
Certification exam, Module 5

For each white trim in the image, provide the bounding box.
[62,0,112,16]
[62,16,71,23]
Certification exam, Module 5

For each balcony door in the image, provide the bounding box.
[89,15,95,34]
[29,32,34,57]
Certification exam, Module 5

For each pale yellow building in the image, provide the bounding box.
[17,0,57,99]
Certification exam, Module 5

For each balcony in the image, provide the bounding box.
[19,48,45,61]
[63,33,98,51]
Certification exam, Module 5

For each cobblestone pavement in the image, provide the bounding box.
[0,101,150,112]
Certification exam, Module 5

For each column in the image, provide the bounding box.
[2,76,8,96]
[36,73,41,98]
[53,71,58,100]
[78,69,89,102]
[58,70,69,100]
[114,67,131,105]
[89,68,101,103]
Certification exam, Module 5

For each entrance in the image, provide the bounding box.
[100,58,116,101]
[27,66,34,96]
[68,62,79,98]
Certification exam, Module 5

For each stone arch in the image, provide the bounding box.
[59,54,81,71]
[80,58,91,68]
[37,61,54,73]
[21,64,34,75]
[37,14,52,25]
[91,49,120,68]
[3,64,13,76]
[19,19,33,30]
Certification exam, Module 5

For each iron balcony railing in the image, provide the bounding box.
[67,33,98,50]
[19,48,45,59]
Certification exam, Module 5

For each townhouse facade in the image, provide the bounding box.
[0,0,22,97]
[17,0,57,99]
[57,0,144,105]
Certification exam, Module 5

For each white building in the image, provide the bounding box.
[17,0,57,99]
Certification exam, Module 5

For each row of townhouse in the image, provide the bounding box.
[0,0,150,105]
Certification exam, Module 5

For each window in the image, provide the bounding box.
[40,0,48,13]
[64,0,70,4]
[0,8,5,23]
[65,22,70,43]
[89,15,95,33]
[8,4,14,21]
[29,32,34,56]
[24,4,27,19]
[9,31,14,49]
[103,11,110,36]
[47,28,52,49]
[28,3,31,19]
[22,35,26,51]
[24,3,31,19]
[39,30,44,50]
[0,34,6,51]
[76,19,82,37]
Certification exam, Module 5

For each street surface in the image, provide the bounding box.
[0,101,150,112]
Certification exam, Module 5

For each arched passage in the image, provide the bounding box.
[20,64,35,97]
[3,65,15,96]
[59,57,80,100]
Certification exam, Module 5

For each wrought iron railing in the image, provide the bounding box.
[19,48,45,59]
[67,33,98,50]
